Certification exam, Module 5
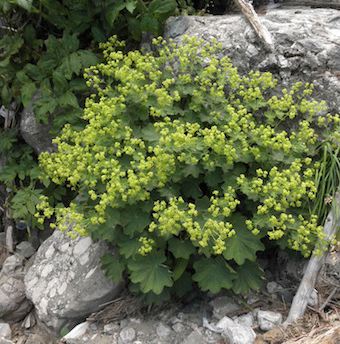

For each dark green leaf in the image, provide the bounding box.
[223,214,265,265]
[15,0,33,11]
[88,222,118,242]
[101,253,125,283]
[148,0,177,15]
[128,252,173,294]
[173,258,188,281]
[181,164,200,178]
[0,165,17,184]
[1,85,11,105]
[105,1,126,26]
[232,261,264,294]
[62,33,79,53]
[58,91,79,109]
[69,79,87,92]
[168,238,195,259]
[118,237,140,258]
[127,17,141,41]
[141,124,160,142]
[193,257,235,293]
[91,26,106,43]
[140,15,159,34]
[173,271,193,298]
[0,129,17,153]
[61,52,82,79]
[77,50,98,68]
[21,82,36,107]
[23,24,36,43]
[53,71,68,94]
[125,0,137,13]
[23,64,41,81]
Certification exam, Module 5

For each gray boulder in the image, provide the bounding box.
[0,255,32,321]
[24,230,123,332]
[165,8,340,112]
[20,102,54,155]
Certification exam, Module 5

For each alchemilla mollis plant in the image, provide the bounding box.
[36,36,340,301]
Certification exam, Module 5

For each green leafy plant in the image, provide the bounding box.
[36,36,340,301]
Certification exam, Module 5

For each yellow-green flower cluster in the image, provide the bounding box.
[149,195,237,255]
[35,195,54,224]
[288,215,324,257]
[238,159,317,216]
[238,157,322,252]
[138,237,155,256]
[208,187,240,218]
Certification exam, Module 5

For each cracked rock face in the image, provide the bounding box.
[20,104,54,155]
[0,255,32,322]
[165,8,340,112]
[24,230,123,332]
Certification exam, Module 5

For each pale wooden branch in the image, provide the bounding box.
[284,190,340,325]
[234,0,274,50]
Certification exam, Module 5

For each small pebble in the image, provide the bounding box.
[156,323,172,338]
[120,327,136,342]
[172,323,185,333]
[258,310,283,331]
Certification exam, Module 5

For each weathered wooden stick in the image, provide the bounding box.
[284,190,340,325]
[234,0,274,50]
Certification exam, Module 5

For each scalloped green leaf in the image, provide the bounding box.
[168,238,195,260]
[121,205,150,236]
[223,214,265,265]
[193,257,235,293]
[118,237,140,259]
[101,253,125,283]
[232,261,264,294]
[128,252,173,294]
[173,258,188,281]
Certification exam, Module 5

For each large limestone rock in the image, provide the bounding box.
[165,8,340,111]
[24,230,123,332]
[0,255,32,322]
[20,103,54,155]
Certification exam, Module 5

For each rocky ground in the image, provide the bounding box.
[0,228,339,343]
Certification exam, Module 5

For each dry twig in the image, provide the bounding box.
[234,0,274,50]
